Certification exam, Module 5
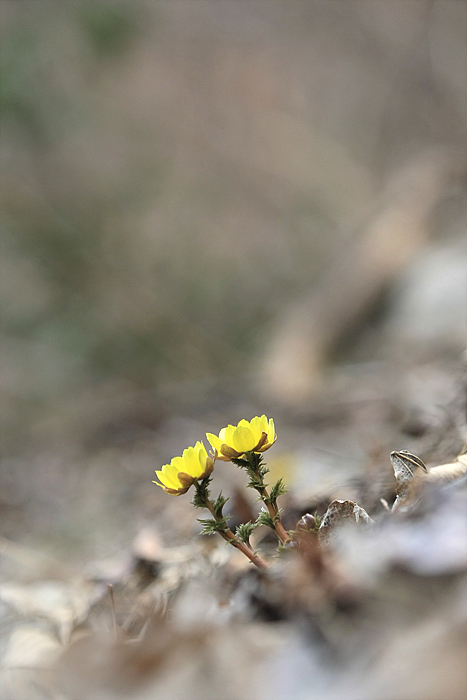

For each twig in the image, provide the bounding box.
[107,583,118,641]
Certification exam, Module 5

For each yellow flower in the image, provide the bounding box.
[154,441,215,495]
[207,415,276,461]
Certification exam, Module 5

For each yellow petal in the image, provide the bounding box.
[197,445,208,471]
[224,425,237,446]
[232,426,256,453]
[170,463,187,489]
[267,418,275,442]
[156,467,179,490]
[195,441,207,463]
[167,462,184,486]
[249,416,264,442]
[206,432,223,453]
[191,449,206,477]
[182,446,199,476]
[171,456,184,473]
[154,470,168,487]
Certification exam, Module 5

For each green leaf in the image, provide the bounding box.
[256,509,275,530]
[212,492,229,518]
[246,476,266,491]
[235,521,258,545]
[197,516,230,536]
[269,478,289,505]
[276,540,295,556]
[191,476,212,509]
[231,457,250,469]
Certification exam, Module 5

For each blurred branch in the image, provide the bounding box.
[260,147,466,406]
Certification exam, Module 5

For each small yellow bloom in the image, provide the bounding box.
[154,441,215,495]
[207,415,276,461]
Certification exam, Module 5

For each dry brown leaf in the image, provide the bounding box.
[391,448,467,511]
[319,499,372,545]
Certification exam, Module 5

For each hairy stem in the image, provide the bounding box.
[199,488,269,571]
[245,453,289,544]
[261,489,289,544]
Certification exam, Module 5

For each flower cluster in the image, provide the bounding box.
[153,415,282,571]
[154,415,276,495]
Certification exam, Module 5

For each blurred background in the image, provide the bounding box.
[1,0,466,564]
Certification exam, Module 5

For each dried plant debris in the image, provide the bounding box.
[56,616,285,700]
[1,443,466,700]
[425,448,467,486]
[318,499,373,545]
[391,447,467,512]
[343,489,467,579]
[390,450,428,512]
[0,625,63,700]
[0,578,101,645]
